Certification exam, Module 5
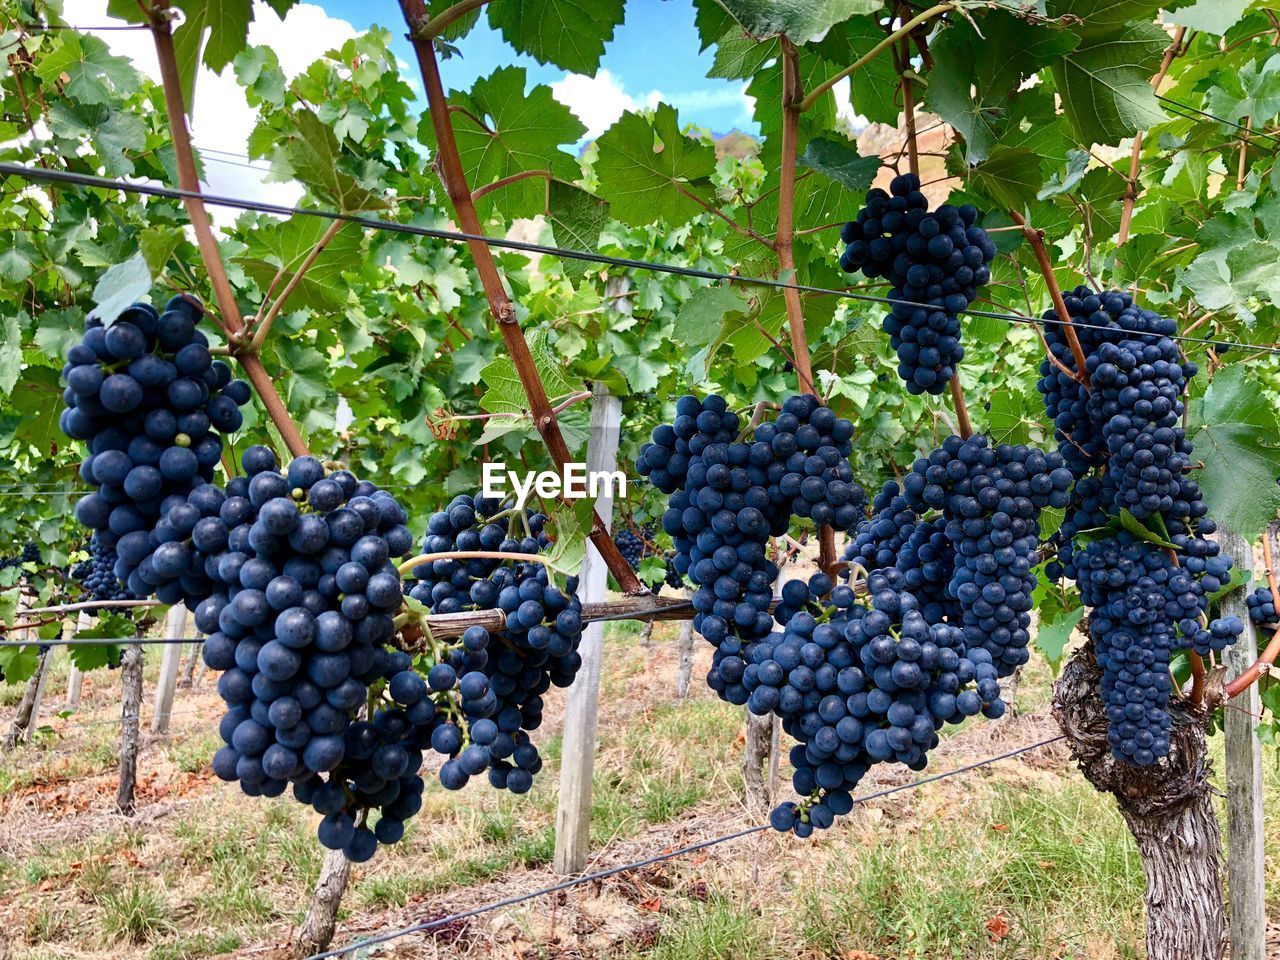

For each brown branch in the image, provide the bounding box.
[400,0,643,595]
[250,218,346,349]
[948,376,973,439]
[673,182,771,247]
[1118,27,1186,246]
[471,168,551,202]
[149,11,310,459]
[776,38,836,580]
[1237,116,1252,189]
[447,104,495,135]
[899,44,920,178]
[1009,210,1091,390]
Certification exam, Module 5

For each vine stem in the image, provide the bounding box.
[897,18,920,179]
[148,11,310,459]
[400,1,643,595]
[471,168,551,202]
[1117,27,1186,246]
[798,3,954,112]
[778,38,836,578]
[249,219,346,349]
[1008,210,1091,390]
[1224,521,1280,698]
[948,377,972,439]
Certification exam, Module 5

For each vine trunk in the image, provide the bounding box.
[1052,638,1226,960]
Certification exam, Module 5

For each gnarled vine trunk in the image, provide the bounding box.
[1052,639,1225,960]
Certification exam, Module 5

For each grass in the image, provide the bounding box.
[2,628,1276,960]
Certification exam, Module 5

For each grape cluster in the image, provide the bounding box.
[0,542,41,571]
[201,446,417,860]
[1035,289,1244,764]
[75,533,134,608]
[615,527,648,568]
[636,394,740,494]
[755,394,864,530]
[900,435,1073,675]
[1247,586,1277,626]
[61,296,251,588]
[406,494,585,795]
[755,570,1002,835]
[839,173,995,394]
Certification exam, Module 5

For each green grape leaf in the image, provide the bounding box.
[1167,0,1254,35]
[1036,604,1084,673]
[541,497,597,586]
[714,0,880,42]
[34,32,140,106]
[1038,149,1091,199]
[966,146,1043,210]
[1182,239,1280,321]
[926,13,1077,164]
[233,45,287,107]
[236,215,364,310]
[480,328,578,415]
[172,0,254,112]
[708,32,778,80]
[546,181,609,281]
[1188,365,1280,542]
[68,642,124,673]
[594,104,718,227]
[285,109,385,213]
[1051,20,1168,145]
[89,252,152,327]
[6,366,63,451]
[986,386,1041,446]
[1118,509,1178,549]
[674,285,751,346]
[797,137,880,191]
[841,16,900,126]
[1207,52,1280,125]
[0,643,40,684]
[139,226,183,277]
[1047,0,1163,30]
[0,234,34,284]
[46,101,146,177]
[637,555,668,587]
[0,314,21,397]
[488,0,625,75]
[442,67,585,220]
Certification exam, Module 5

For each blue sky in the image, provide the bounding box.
[321,0,758,136]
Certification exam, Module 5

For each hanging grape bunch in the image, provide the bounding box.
[1035,289,1244,765]
[839,173,996,395]
[60,296,252,587]
[1247,586,1277,627]
[407,495,585,795]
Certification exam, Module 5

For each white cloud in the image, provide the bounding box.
[551,69,641,139]
[61,0,358,218]
[552,69,754,139]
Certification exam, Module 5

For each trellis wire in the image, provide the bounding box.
[2,163,1278,357]
[304,734,1065,960]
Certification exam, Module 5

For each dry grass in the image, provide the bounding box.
[0,624,1275,960]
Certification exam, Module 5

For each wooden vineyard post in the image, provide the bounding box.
[116,639,144,815]
[151,605,188,735]
[675,604,695,699]
[1218,523,1267,960]
[64,612,91,711]
[3,586,49,750]
[553,381,622,875]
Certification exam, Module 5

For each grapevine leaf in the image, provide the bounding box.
[986,387,1039,445]
[488,0,625,75]
[1051,20,1168,145]
[797,137,880,191]
[594,104,718,227]
[1047,0,1163,31]
[546,181,609,281]
[7,366,63,451]
[965,146,1042,210]
[0,314,21,396]
[926,13,1077,164]
[674,285,751,346]
[637,555,668,586]
[233,45,287,107]
[1038,150,1091,199]
[34,32,140,106]
[139,226,182,277]
[1207,565,1251,603]
[1182,239,1280,320]
[89,252,152,327]
[439,67,585,220]
[480,328,577,415]
[541,497,596,587]
[1036,604,1084,673]
[1118,509,1178,549]
[708,32,778,80]
[1206,52,1280,125]
[68,642,124,672]
[1188,365,1280,542]
[713,0,880,43]
[236,215,363,310]
[693,0,739,50]
[840,16,900,126]
[285,109,385,213]
[1167,0,1254,35]
[171,0,255,111]
[0,643,39,684]
[0,235,34,284]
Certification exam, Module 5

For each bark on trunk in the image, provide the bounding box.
[639,619,654,650]
[3,646,51,751]
[295,847,351,958]
[116,643,144,815]
[1052,638,1225,960]
[180,646,198,688]
[998,664,1021,719]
